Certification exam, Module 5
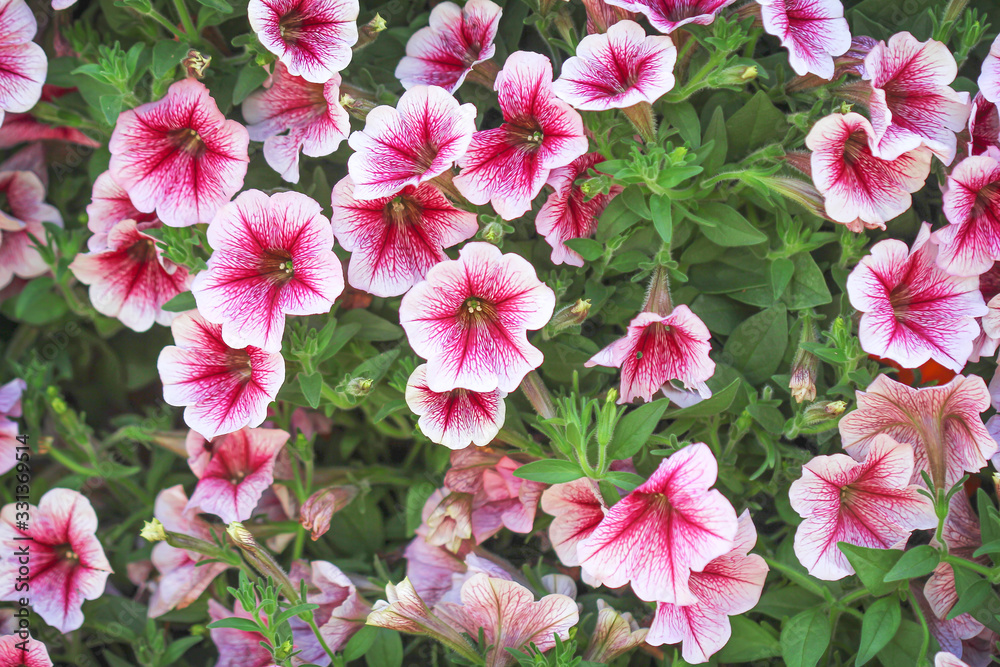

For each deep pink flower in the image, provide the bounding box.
[647,511,768,664]
[847,224,987,372]
[790,434,937,580]
[0,489,112,632]
[978,34,1000,106]
[0,635,51,667]
[807,112,931,227]
[157,310,285,439]
[108,78,250,227]
[967,94,1000,157]
[864,32,970,165]
[602,0,733,33]
[577,443,738,604]
[85,171,158,252]
[0,113,100,151]
[757,0,851,79]
[454,51,588,220]
[395,0,502,93]
[933,152,1000,276]
[399,242,555,393]
[539,477,607,570]
[0,378,25,476]
[405,364,506,449]
[288,560,371,662]
[248,0,358,84]
[330,176,478,297]
[347,85,477,200]
[0,169,61,289]
[552,20,676,110]
[585,306,714,404]
[535,153,623,266]
[0,0,46,127]
[192,189,343,353]
[242,63,350,184]
[208,599,276,667]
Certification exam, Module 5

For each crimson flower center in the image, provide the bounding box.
[888,283,911,318]
[385,195,420,226]
[226,348,254,381]
[457,297,498,327]
[127,237,158,263]
[54,542,78,562]
[278,10,306,42]
[169,127,206,157]
[509,121,545,150]
[973,183,1000,218]
[259,248,295,284]
[842,129,869,166]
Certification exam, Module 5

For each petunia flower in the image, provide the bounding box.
[577,443,738,604]
[756,0,852,79]
[933,151,1000,276]
[647,511,769,664]
[208,599,276,667]
[0,169,62,289]
[330,176,478,297]
[454,51,588,220]
[967,93,1000,157]
[288,560,371,662]
[347,85,477,200]
[0,488,112,632]
[185,427,290,524]
[913,585,985,664]
[790,434,937,580]
[0,634,51,667]
[0,378,25,476]
[936,653,972,667]
[157,310,286,440]
[299,485,358,541]
[242,63,350,184]
[423,490,475,552]
[248,0,358,84]
[978,34,1000,105]
[108,78,250,227]
[0,112,99,150]
[602,0,734,34]
[405,364,506,450]
[191,189,343,353]
[864,32,971,165]
[399,242,555,393]
[539,477,607,570]
[806,112,931,228]
[583,600,649,663]
[85,171,158,252]
[924,495,987,639]
[552,20,676,110]
[0,0,46,127]
[405,529,475,606]
[395,0,502,93]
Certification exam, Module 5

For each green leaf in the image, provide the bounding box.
[365,628,403,667]
[232,65,269,105]
[99,94,124,124]
[771,257,795,300]
[972,538,1000,559]
[161,636,203,665]
[663,378,740,419]
[298,371,323,409]
[784,253,832,309]
[563,237,604,261]
[207,617,263,633]
[11,277,68,325]
[372,399,408,423]
[780,608,831,667]
[857,596,901,666]
[662,101,701,147]
[193,0,232,13]
[650,193,673,245]
[161,291,196,312]
[602,471,645,492]
[977,489,1000,564]
[883,545,939,581]
[724,304,788,385]
[151,40,190,78]
[838,543,903,597]
[946,578,992,620]
[687,202,767,247]
[716,616,782,662]
[702,106,728,174]
[339,310,404,341]
[343,625,378,662]
[876,620,932,667]
[726,90,788,158]
[513,459,585,484]
[596,194,642,241]
[607,398,670,459]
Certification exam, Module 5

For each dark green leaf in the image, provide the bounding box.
[607,398,670,459]
[298,371,323,409]
[717,616,782,662]
[664,378,740,419]
[207,618,263,633]
[724,304,788,385]
[883,545,939,582]
[946,579,992,620]
[193,0,232,13]
[688,202,767,247]
[650,193,673,245]
[513,459,585,484]
[365,628,403,667]
[702,106,728,174]
[232,65,269,105]
[876,620,933,667]
[151,40,190,78]
[161,636,203,665]
[602,471,645,492]
[726,91,788,158]
[343,625,378,662]
[857,597,901,666]
[563,237,604,261]
[771,257,795,300]
[662,101,701,147]
[780,608,831,667]
[839,543,903,597]
[784,254,832,309]
[161,291,196,312]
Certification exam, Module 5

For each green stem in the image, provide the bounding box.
[173,0,199,39]
[145,6,189,41]
[305,614,338,661]
[907,589,932,666]
[943,554,997,579]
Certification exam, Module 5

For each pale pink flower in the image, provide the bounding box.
[585,306,714,404]
[288,560,370,663]
[757,0,851,79]
[647,511,768,664]
[934,151,1000,276]
[0,634,51,667]
[85,171,158,252]
[248,0,358,84]
[454,51,588,220]
[846,224,987,372]
[399,242,555,393]
[914,585,985,664]
[539,477,606,569]
[583,600,648,663]
[208,599,276,667]
[978,34,1000,106]
[157,310,286,440]
[242,63,350,184]
[0,489,112,632]
[192,189,343,353]
[924,495,986,639]
[0,378,25,476]
[0,0,45,127]
[577,443,738,604]
[423,490,475,552]
[347,85,477,200]
[299,485,358,540]
[367,578,479,657]
[807,112,931,227]
[552,20,676,110]
[395,0,502,93]
[602,0,734,34]
[0,169,61,289]
[330,176,478,298]
[404,532,473,606]
[967,94,1000,157]
[405,364,506,450]
[937,653,973,667]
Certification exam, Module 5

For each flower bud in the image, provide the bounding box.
[545,299,591,338]
[621,101,656,143]
[596,389,621,447]
[709,64,758,87]
[227,521,299,602]
[481,221,505,244]
[425,492,474,552]
[339,93,378,121]
[354,14,387,50]
[182,50,211,79]
[789,315,818,404]
[520,371,556,420]
[273,639,295,661]
[801,400,847,427]
[300,485,359,540]
[345,377,373,397]
[140,518,166,543]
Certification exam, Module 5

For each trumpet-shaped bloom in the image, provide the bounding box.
[933,152,1000,276]
[0,0,46,128]
[454,52,588,220]
[347,85,477,200]
[0,489,112,632]
[647,511,768,664]
[242,63,351,184]
[395,0,502,92]
[807,112,931,227]
[330,176,478,297]
[289,560,370,662]
[552,20,677,110]
[789,435,937,580]
[577,443,738,604]
[85,171,159,251]
[367,578,479,657]
[602,0,734,34]
[248,0,358,84]
[757,0,851,79]
[192,189,344,353]
[399,242,555,393]
[108,78,249,227]
[0,169,61,289]
[157,311,286,440]
[539,477,607,569]
[846,224,987,372]
[208,599,275,667]
[585,306,714,404]
[405,364,506,449]
[0,635,51,667]
[978,34,1000,105]
[864,32,970,165]
[967,94,1000,157]
[583,600,648,663]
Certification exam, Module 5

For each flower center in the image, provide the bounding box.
[888,283,911,318]
[842,129,869,166]
[169,127,206,157]
[126,237,158,263]
[226,348,254,381]
[259,248,295,284]
[509,121,545,150]
[457,297,497,327]
[385,194,419,226]
[279,10,306,42]
[973,182,1000,218]
[54,543,78,562]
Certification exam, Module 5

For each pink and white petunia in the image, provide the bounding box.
[585,306,714,404]
[0,378,25,476]
[807,112,931,227]
[185,426,290,524]
[248,0,358,84]
[757,0,852,79]
[399,242,555,394]
[789,434,937,580]
[967,94,1000,157]
[864,32,971,165]
[330,176,478,297]
[647,511,768,664]
[85,171,159,252]
[846,223,987,372]
[208,599,276,667]
[840,374,996,490]
[0,169,62,289]
[192,189,344,353]
[242,63,350,184]
[577,443,738,604]
[552,20,677,110]
[0,0,46,127]
[454,51,588,220]
[583,600,648,663]
[933,151,1000,276]
[367,578,479,657]
[978,34,1000,106]
[539,477,607,570]
[157,310,285,440]
[602,0,734,34]
[288,560,371,662]
[0,634,51,667]
[347,85,477,200]
[395,0,502,93]
[405,364,506,449]
[0,489,112,633]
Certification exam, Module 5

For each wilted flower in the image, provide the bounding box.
[405,364,506,450]
[300,485,359,540]
[757,0,851,79]
[583,600,648,663]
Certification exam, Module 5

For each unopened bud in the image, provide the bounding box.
[346,377,373,397]
[140,518,166,542]
[339,93,378,121]
[481,221,505,244]
[546,299,591,338]
[183,50,211,79]
[789,315,818,404]
[710,65,758,87]
[580,174,612,199]
[596,389,622,446]
[227,521,298,602]
[354,14,387,50]
[521,371,556,420]
[274,639,295,661]
[621,101,656,143]
[300,485,359,540]
[801,400,847,427]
